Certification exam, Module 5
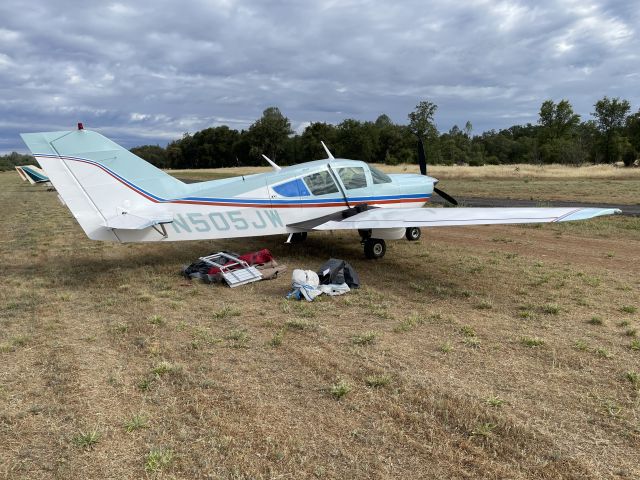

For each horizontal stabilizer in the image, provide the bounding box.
[312,207,621,230]
[103,209,173,230]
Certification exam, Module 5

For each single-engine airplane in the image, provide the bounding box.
[21,124,620,259]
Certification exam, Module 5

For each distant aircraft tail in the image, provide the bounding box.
[16,165,49,184]
[20,127,187,241]
[15,166,28,182]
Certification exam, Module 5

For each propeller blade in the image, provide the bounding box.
[434,187,458,206]
[417,138,427,176]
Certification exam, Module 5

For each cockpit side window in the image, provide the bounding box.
[303,170,339,196]
[370,166,392,184]
[337,167,367,190]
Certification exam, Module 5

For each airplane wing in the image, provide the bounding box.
[311,207,621,231]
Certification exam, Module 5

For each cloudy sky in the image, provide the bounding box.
[1,0,638,153]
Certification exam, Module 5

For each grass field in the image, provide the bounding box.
[173,163,640,205]
[1,170,639,479]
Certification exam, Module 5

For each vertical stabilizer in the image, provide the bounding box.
[20,129,187,241]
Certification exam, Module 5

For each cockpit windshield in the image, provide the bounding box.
[370,166,392,184]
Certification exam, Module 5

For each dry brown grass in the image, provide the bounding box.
[1,171,640,478]
[398,163,640,179]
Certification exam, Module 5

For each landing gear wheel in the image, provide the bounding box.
[405,227,421,241]
[289,232,307,243]
[364,238,386,259]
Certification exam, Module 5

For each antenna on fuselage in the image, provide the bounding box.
[321,141,334,160]
[261,154,281,172]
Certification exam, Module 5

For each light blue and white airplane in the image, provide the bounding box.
[15,164,51,185]
[21,124,620,259]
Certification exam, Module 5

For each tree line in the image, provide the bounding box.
[131,96,639,169]
[0,152,39,171]
[2,96,638,171]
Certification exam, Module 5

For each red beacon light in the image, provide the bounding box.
[77,122,84,130]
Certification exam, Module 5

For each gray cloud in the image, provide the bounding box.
[1,0,638,153]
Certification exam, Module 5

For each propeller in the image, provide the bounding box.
[416,138,458,206]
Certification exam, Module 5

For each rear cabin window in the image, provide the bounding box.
[337,167,367,190]
[303,170,339,195]
[370,166,392,184]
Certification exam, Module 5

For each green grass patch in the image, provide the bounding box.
[352,331,378,346]
[521,336,545,347]
[625,371,639,389]
[485,395,506,407]
[124,414,148,432]
[226,330,250,348]
[330,380,351,399]
[460,325,476,337]
[285,319,316,331]
[471,422,497,438]
[595,347,613,359]
[540,304,560,315]
[152,360,180,376]
[573,340,589,351]
[365,374,391,388]
[145,448,174,473]
[587,316,604,326]
[269,329,285,347]
[72,430,100,449]
[149,314,166,326]
[213,305,242,319]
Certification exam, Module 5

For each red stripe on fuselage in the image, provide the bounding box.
[171,198,430,208]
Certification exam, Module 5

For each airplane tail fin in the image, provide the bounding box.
[15,166,28,182]
[19,165,49,184]
[20,128,187,241]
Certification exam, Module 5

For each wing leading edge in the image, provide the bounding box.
[311,207,621,230]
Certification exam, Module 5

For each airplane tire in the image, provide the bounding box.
[405,227,421,241]
[364,238,386,259]
[290,232,308,243]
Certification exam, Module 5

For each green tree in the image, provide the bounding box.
[624,109,640,166]
[335,119,379,163]
[408,101,438,139]
[130,145,168,168]
[591,96,631,163]
[538,99,580,140]
[299,122,338,162]
[0,152,36,171]
[408,101,439,165]
[247,107,293,162]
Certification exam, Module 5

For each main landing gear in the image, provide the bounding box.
[358,227,422,259]
[359,229,386,259]
[405,227,421,241]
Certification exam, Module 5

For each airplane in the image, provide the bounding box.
[15,164,51,185]
[20,124,620,259]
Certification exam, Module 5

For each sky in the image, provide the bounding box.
[1,0,639,154]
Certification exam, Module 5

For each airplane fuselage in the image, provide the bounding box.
[107,159,435,242]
